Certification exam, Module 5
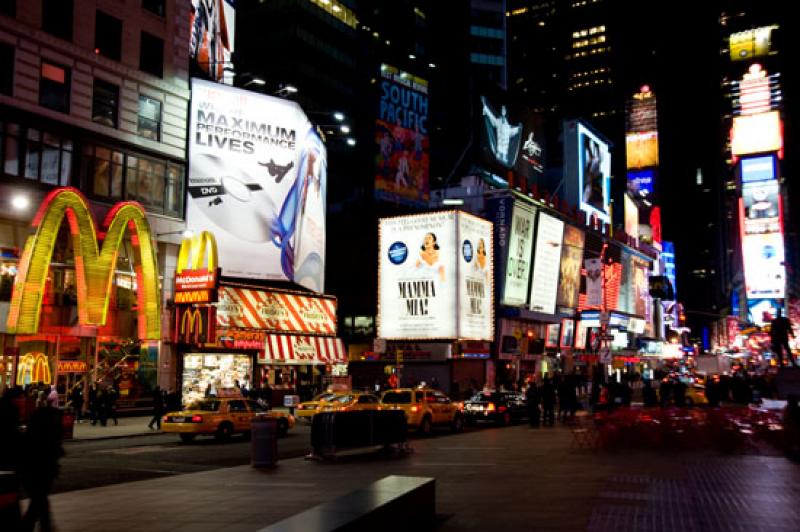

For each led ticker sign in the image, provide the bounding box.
[731,111,782,157]
[6,187,161,340]
[740,155,776,183]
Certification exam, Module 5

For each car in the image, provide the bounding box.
[295,392,344,422]
[462,390,527,426]
[380,387,463,435]
[318,392,381,413]
[685,384,709,406]
[162,397,295,442]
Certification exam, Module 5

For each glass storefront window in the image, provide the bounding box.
[182,353,252,407]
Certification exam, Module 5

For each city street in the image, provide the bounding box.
[42,421,800,532]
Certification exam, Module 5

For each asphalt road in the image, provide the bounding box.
[52,424,314,494]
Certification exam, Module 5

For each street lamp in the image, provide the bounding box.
[11,195,30,211]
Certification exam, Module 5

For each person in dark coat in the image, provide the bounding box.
[770,308,797,367]
[148,386,164,430]
[642,380,658,407]
[0,392,22,527]
[68,385,84,422]
[526,382,541,428]
[20,404,64,532]
[541,378,556,427]
[105,385,119,426]
[673,379,687,407]
[88,384,99,425]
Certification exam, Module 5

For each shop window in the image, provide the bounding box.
[137,95,161,140]
[40,61,71,114]
[42,0,73,41]
[0,41,13,96]
[142,0,165,17]
[94,11,122,61]
[139,32,164,78]
[92,78,119,128]
[2,121,20,176]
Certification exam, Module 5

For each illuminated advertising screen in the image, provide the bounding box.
[529,212,564,315]
[729,25,777,62]
[190,0,236,84]
[626,91,657,133]
[625,131,659,169]
[742,232,786,299]
[731,111,782,156]
[624,194,639,242]
[560,319,575,348]
[556,224,584,312]
[187,78,327,292]
[375,64,430,207]
[377,212,493,340]
[627,169,655,198]
[564,121,611,223]
[502,202,536,307]
[741,180,781,235]
[662,241,676,299]
[747,298,782,327]
[740,155,776,183]
[478,93,546,180]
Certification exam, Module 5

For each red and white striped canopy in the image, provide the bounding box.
[258,335,347,365]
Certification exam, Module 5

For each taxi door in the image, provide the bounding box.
[431,391,452,424]
[228,400,250,432]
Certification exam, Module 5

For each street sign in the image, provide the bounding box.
[599,349,612,364]
[599,335,615,341]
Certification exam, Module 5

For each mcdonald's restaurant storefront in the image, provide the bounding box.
[177,285,347,406]
[0,187,172,411]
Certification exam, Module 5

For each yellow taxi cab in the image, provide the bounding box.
[295,392,344,422]
[318,391,381,413]
[686,385,709,406]
[380,387,464,435]
[162,395,295,443]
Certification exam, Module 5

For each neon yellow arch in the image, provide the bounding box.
[176,231,218,273]
[7,187,161,339]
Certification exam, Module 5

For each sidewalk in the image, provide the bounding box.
[69,416,160,441]
[45,424,800,531]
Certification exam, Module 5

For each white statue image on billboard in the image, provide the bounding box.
[482,96,522,168]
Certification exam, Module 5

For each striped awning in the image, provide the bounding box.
[258,335,347,365]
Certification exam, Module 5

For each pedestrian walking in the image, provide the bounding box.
[105,385,119,426]
[46,385,59,408]
[526,381,541,428]
[20,403,64,532]
[88,384,99,425]
[770,309,797,367]
[68,385,84,422]
[148,386,164,430]
[541,377,556,427]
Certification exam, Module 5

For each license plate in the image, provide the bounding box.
[172,416,185,423]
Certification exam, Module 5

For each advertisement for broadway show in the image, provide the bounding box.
[187,78,327,292]
[501,202,536,307]
[529,212,565,315]
[378,212,493,341]
[375,64,430,207]
[556,224,585,313]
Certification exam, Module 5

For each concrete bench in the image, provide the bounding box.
[258,475,436,532]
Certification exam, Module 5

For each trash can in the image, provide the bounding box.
[61,408,75,440]
[251,417,278,468]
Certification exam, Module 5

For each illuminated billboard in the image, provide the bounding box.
[729,25,777,62]
[477,93,546,181]
[731,111,782,157]
[375,64,430,207]
[625,131,659,169]
[564,120,611,223]
[741,180,781,235]
[187,78,327,292]
[624,193,639,242]
[556,224,584,312]
[626,88,657,133]
[377,212,493,340]
[740,155,776,183]
[627,169,655,198]
[190,0,236,84]
[742,231,785,299]
[529,212,564,315]
[501,202,536,307]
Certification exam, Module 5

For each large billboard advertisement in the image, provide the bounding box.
[741,180,781,235]
[501,203,536,307]
[529,212,564,315]
[740,155,776,183]
[190,0,236,84]
[377,212,494,340]
[729,25,778,62]
[375,64,429,207]
[731,111,782,157]
[624,193,639,243]
[478,93,545,181]
[742,232,786,299]
[625,131,659,169]
[564,120,611,224]
[556,224,585,312]
[187,79,327,292]
[627,169,655,198]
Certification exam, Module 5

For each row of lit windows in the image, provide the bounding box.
[569,78,612,90]
[590,109,617,118]
[470,53,505,66]
[570,67,609,79]
[572,25,606,39]
[307,0,359,29]
[471,25,505,39]
[573,35,606,48]
[569,46,609,59]
[571,0,603,8]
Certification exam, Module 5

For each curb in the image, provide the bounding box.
[65,431,165,443]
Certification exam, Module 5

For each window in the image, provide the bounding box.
[39,61,70,113]
[139,32,163,77]
[0,41,12,96]
[142,0,165,17]
[2,121,20,175]
[4,123,72,184]
[137,95,161,140]
[92,78,119,128]
[42,0,73,41]
[94,11,122,61]
[228,400,246,412]
[83,145,123,200]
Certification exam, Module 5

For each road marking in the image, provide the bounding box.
[95,446,175,455]
[435,447,506,451]
[411,462,496,466]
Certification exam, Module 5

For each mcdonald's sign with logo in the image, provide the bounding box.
[17,352,52,385]
[175,231,220,303]
[176,305,216,345]
[6,187,161,339]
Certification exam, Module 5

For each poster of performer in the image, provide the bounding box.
[556,224,585,312]
[190,0,236,84]
[375,64,430,207]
